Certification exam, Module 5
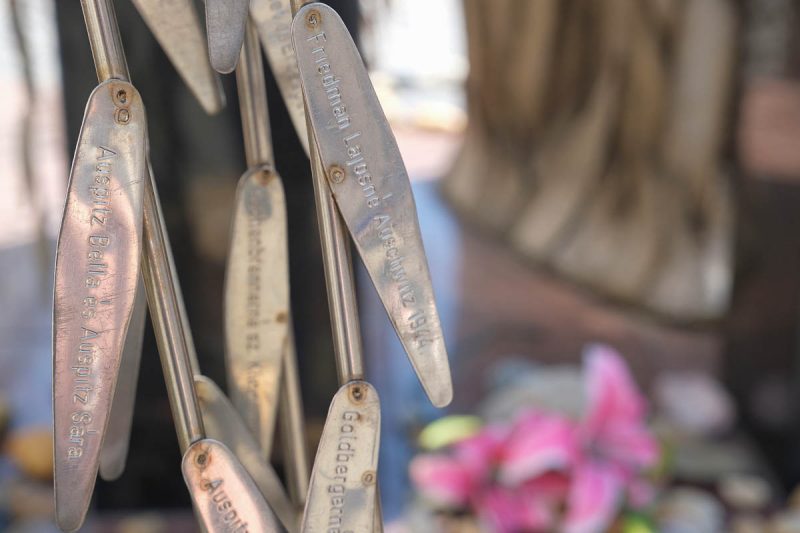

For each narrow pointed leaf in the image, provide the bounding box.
[54,79,146,532]
[250,0,309,154]
[183,438,286,532]
[224,167,290,458]
[301,381,381,532]
[291,4,453,407]
[132,0,225,114]
[195,375,299,531]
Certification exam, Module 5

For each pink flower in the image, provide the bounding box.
[410,344,659,533]
[501,411,578,485]
[409,424,507,508]
[412,417,572,532]
[562,345,660,533]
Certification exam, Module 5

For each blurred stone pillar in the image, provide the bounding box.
[444,0,738,321]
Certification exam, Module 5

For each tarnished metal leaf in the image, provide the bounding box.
[292,4,452,407]
[224,167,290,458]
[195,375,299,531]
[54,79,146,532]
[302,381,380,533]
[183,438,285,533]
[99,280,146,480]
[132,0,225,114]
[250,0,309,154]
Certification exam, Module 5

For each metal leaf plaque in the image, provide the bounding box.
[301,381,380,533]
[53,79,146,532]
[250,0,310,154]
[132,0,224,114]
[195,375,299,531]
[183,438,285,533]
[224,167,290,458]
[99,279,146,481]
[292,3,453,407]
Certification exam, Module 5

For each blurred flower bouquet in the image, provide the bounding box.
[410,346,661,533]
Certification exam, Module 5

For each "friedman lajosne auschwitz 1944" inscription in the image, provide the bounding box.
[304,30,436,351]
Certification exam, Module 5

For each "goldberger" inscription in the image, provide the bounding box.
[326,411,359,532]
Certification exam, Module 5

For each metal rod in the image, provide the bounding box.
[81,0,205,450]
[309,144,364,383]
[141,176,205,449]
[290,0,363,392]
[80,0,128,81]
[236,21,274,168]
[279,339,310,506]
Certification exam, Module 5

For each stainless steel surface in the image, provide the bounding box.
[236,21,273,168]
[131,0,225,115]
[99,279,146,481]
[195,376,299,532]
[53,78,146,533]
[309,140,364,383]
[224,166,288,457]
[300,381,380,533]
[183,438,286,533]
[250,0,309,154]
[205,0,249,74]
[292,4,453,407]
[80,0,127,81]
[142,165,206,451]
[279,337,310,507]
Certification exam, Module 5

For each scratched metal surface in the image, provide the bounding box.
[132,0,224,115]
[292,3,452,408]
[182,438,285,533]
[205,0,249,74]
[224,167,290,459]
[53,79,146,532]
[301,381,380,533]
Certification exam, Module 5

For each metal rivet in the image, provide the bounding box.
[350,384,364,403]
[328,165,345,184]
[361,471,376,485]
[306,9,321,28]
[115,108,130,124]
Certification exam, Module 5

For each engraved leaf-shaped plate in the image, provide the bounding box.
[53,79,146,532]
[183,438,285,533]
[301,381,380,533]
[195,375,298,531]
[292,3,452,407]
[224,167,290,458]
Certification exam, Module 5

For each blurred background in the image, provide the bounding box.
[5,0,800,531]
